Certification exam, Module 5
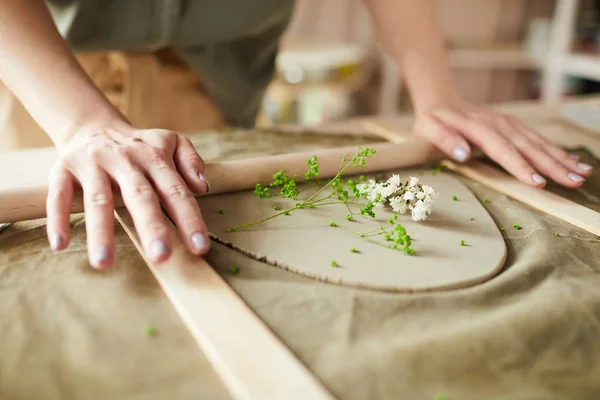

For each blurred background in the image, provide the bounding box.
[257,0,600,127]
[2,0,600,151]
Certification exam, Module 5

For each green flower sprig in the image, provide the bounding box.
[227,147,419,255]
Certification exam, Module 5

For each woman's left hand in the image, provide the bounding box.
[413,101,593,188]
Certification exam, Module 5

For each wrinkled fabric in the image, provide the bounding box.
[1,125,599,400]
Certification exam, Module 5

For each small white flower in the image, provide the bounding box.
[357,179,377,195]
[411,200,432,221]
[390,196,408,214]
[403,192,415,201]
[356,183,368,194]
[366,185,383,202]
[422,185,435,196]
[381,183,398,198]
[387,174,402,188]
[408,177,419,187]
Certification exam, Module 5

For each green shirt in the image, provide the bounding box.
[46,0,295,127]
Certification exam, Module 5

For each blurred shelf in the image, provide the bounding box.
[447,47,543,70]
[562,54,600,81]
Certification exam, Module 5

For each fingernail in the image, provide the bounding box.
[568,153,580,160]
[198,173,210,193]
[532,173,546,185]
[50,233,65,251]
[191,232,210,253]
[92,247,110,268]
[578,163,593,172]
[568,172,585,183]
[451,146,468,163]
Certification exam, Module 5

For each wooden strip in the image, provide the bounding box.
[442,160,600,236]
[0,138,441,223]
[115,208,335,400]
[363,120,600,237]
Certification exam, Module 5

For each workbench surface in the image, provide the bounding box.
[1,97,599,400]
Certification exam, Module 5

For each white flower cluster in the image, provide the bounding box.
[356,174,437,221]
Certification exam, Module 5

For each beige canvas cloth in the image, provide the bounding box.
[1,111,600,400]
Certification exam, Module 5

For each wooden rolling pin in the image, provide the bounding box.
[0,137,442,223]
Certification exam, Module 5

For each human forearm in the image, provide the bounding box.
[0,0,128,146]
[364,0,462,112]
[364,0,592,189]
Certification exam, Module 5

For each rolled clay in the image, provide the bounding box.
[199,169,507,292]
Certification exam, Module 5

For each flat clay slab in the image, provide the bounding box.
[199,170,507,292]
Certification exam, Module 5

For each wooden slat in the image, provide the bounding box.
[443,160,600,236]
[115,208,335,400]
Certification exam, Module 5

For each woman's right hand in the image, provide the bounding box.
[46,122,212,269]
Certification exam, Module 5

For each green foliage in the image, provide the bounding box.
[305,155,319,180]
[145,327,157,336]
[230,146,416,256]
[254,184,272,199]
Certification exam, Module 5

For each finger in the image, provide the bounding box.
[79,167,115,269]
[417,114,471,162]
[146,150,210,255]
[508,118,593,178]
[433,109,545,187]
[112,164,173,263]
[46,164,74,251]
[174,135,210,194]
[497,123,580,187]
[496,117,585,187]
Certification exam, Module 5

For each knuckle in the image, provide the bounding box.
[184,216,205,228]
[114,146,136,170]
[147,147,171,170]
[87,192,112,207]
[503,141,518,154]
[49,161,68,181]
[185,152,202,166]
[155,131,176,149]
[146,222,169,237]
[114,145,131,160]
[85,143,104,161]
[511,135,531,149]
[166,183,191,200]
[130,184,155,200]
